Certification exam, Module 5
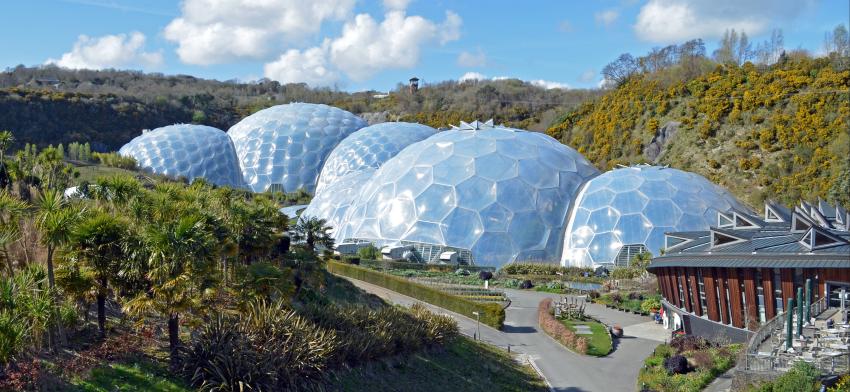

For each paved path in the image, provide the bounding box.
[343,277,669,392]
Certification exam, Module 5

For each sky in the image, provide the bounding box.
[1,0,847,92]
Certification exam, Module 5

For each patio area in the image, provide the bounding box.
[747,305,850,375]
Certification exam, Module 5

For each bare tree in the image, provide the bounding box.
[602,53,639,87]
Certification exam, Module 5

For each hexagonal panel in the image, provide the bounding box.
[339,123,600,267]
[119,124,245,188]
[228,103,367,193]
[562,165,750,266]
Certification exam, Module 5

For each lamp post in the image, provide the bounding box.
[472,311,481,340]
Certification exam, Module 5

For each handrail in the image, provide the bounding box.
[811,296,828,318]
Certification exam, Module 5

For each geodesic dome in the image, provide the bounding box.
[300,170,374,236]
[118,124,245,188]
[336,121,600,267]
[227,103,367,193]
[561,165,749,268]
[315,122,436,194]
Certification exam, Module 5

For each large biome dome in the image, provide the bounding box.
[561,165,749,268]
[336,121,600,267]
[301,170,374,237]
[315,122,436,194]
[227,103,367,193]
[118,124,245,188]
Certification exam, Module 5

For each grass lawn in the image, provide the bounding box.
[330,337,549,392]
[74,164,140,183]
[71,360,190,392]
[560,319,613,357]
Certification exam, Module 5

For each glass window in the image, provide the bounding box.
[697,269,708,316]
[755,269,766,323]
[774,268,784,313]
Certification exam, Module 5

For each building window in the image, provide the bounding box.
[741,280,749,328]
[697,269,708,316]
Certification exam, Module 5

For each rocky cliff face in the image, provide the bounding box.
[644,121,679,162]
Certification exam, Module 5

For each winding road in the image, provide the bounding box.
[343,277,669,392]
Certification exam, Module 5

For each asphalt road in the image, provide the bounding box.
[343,277,669,392]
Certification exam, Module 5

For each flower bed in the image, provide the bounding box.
[638,336,742,392]
[537,298,588,355]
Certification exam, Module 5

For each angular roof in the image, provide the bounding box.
[649,201,850,270]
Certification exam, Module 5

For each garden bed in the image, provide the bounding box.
[638,336,742,392]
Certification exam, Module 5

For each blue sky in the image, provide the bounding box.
[1,0,847,92]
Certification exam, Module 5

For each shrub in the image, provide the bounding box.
[611,293,623,304]
[628,292,644,300]
[663,355,689,375]
[343,255,360,265]
[690,350,714,370]
[455,268,470,276]
[478,271,493,281]
[180,300,338,391]
[357,245,380,261]
[767,361,821,392]
[537,298,587,355]
[670,335,712,354]
[326,261,505,328]
[641,298,661,313]
[519,280,534,289]
[588,291,600,299]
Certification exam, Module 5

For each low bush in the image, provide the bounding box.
[327,261,505,328]
[663,355,689,374]
[670,335,713,354]
[537,298,588,355]
[641,297,661,313]
[519,279,534,289]
[479,271,493,281]
[499,263,593,277]
[751,361,821,392]
[357,244,381,260]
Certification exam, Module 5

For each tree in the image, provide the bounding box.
[602,53,639,87]
[0,192,27,275]
[124,213,219,369]
[292,217,334,253]
[0,131,13,163]
[66,212,128,336]
[35,189,81,289]
[824,24,850,57]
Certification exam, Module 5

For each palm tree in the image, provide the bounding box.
[66,212,128,336]
[124,213,219,369]
[0,131,13,163]
[0,191,28,275]
[292,217,334,253]
[35,189,81,289]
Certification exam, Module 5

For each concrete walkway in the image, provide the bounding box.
[343,277,668,392]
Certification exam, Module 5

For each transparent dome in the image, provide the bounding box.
[300,169,374,237]
[118,124,245,188]
[336,121,600,267]
[227,103,367,193]
[561,165,749,267]
[315,122,436,194]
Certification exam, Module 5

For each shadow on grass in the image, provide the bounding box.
[72,361,189,392]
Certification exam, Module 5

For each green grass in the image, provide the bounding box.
[71,360,190,392]
[638,343,742,392]
[560,319,613,357]
[74,164,140,183]
[330,337,549,392]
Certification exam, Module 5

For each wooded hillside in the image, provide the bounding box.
[547,56,850,209]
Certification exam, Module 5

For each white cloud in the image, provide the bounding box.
[459,71,487,82]
[264,10,462,85]
[634,0,810,43]
[264,44,339,87]
[164,0,355,65]
[383,0,411,11]
[457,48,486,67]
[595,9,619,26]
[558,20,574,33]
[530,79,570,89]
[458,73,569,89]
[579,69,596,83]
[46,32,163,70]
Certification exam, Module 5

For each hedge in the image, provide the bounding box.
[359,259,496,272]
[327,261,505,329]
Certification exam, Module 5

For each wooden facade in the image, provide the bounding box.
[654,266,850,331]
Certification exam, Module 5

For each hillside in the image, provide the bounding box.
[0,65,599,150]
[547,57,850,209]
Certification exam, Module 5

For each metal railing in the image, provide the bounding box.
[811,296,828,319]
